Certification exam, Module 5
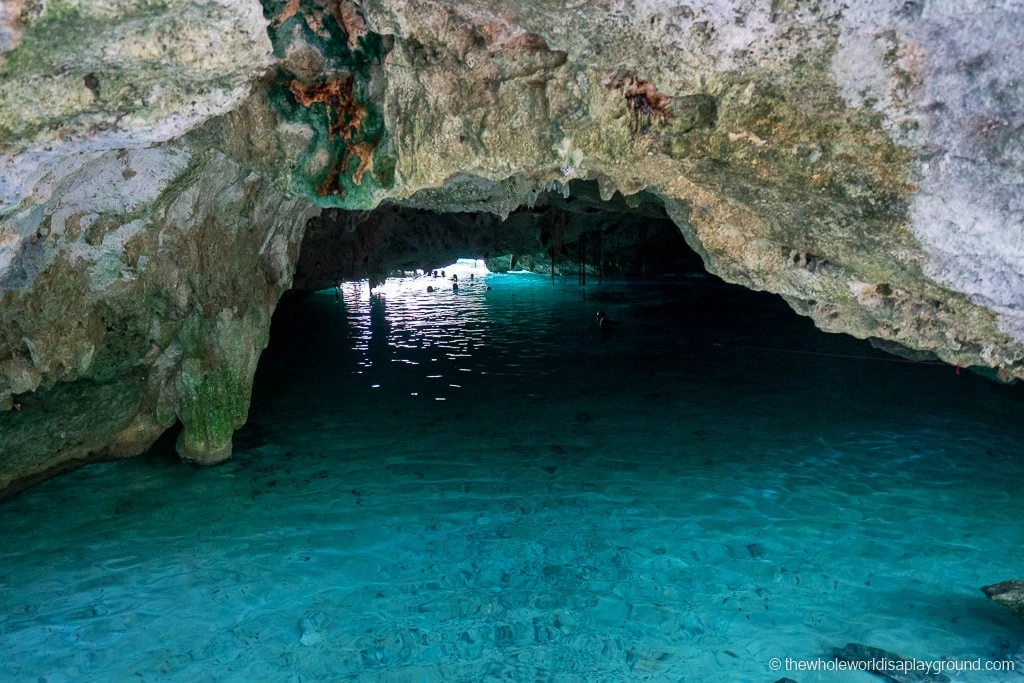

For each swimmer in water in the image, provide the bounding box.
[596,310,613,331]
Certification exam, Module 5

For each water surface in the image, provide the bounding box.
[3,270,1023,681]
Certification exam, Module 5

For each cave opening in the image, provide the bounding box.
[264,180,1020,433]
[5,182,1024,679]
[289,179,710,293]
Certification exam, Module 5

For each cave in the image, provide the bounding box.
[4,0,1024,679]
[291,179,706,289]
[5,184,1024,679]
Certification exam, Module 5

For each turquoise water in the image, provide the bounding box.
[2,270,1024,682]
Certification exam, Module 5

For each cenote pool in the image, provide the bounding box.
[2,270,1024,682]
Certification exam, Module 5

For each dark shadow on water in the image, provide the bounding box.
[250,275,1024,441]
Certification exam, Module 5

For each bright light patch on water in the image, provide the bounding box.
[2,273,1024,681]
[335,259,489,302]
[439,258,490,278]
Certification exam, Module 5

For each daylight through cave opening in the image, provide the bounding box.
[289,179,708,294]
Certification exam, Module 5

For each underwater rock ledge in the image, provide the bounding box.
[982,580,1024,619]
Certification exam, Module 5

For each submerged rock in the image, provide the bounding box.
[981,580,1024,617]
[833,643,950,683]
[299,611,330,646]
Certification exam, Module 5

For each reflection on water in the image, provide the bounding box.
[2,272,1024,682]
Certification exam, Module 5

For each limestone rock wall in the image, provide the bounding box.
[0,0,272,152]
[0,92,318,497]
[362,0,1024,379]
[2,0,1024,493]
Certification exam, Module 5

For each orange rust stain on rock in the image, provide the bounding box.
[603,71,673,134]
[291,77,381,196]
[273,0,302,27]
[289,77,366,142]
[305,11,332,39]
[328,0,368,50]
[348,142,376,186]
[274,0,367,47]
[622,76,673,120]
[289,76,351,109]
[317,156,345,196]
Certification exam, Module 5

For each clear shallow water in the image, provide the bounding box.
[3,271,1024,682]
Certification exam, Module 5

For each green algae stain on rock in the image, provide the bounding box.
[262,0,395,209]
[172,310,267,465]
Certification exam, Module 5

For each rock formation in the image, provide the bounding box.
[2,0,1023,494]
[982,580,1024,618]
[833,642,950,683]
[0,88,317,495]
